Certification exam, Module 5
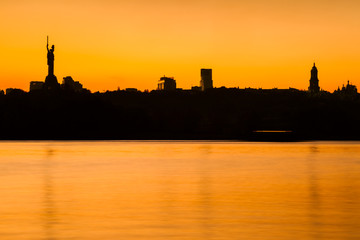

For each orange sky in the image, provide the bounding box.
[0,0,360,92]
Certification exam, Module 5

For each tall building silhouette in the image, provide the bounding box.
[157,76,176,91]
[200,69,213,91]
[62,76,83,92]
[308,63,320,93]
[30,81,44,91]
[44,36,60,90]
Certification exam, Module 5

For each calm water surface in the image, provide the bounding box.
[0,141,359,240]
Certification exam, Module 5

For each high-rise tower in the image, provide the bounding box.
[308,63,320,93]
[200,69,213,91]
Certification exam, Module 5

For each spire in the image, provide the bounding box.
[311,62,318,71]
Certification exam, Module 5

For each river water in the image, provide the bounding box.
[0,141,359,240]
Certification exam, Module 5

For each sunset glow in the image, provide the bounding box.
[1,0,360,92]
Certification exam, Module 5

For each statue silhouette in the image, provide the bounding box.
[47,38,55,76]
[44,36,59,90]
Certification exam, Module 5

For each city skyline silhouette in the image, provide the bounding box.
[0,41,359,141]
[0,32,357,140]
[2,36,358,95]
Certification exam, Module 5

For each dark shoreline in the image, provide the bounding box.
[1,88,359,141]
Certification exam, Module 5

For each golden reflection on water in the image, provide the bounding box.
[0,141,359,240]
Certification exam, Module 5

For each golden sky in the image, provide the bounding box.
[0,0,360,92]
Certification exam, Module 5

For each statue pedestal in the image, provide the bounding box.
[44,75,60,90]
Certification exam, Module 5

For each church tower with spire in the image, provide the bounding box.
[308,63,320,93]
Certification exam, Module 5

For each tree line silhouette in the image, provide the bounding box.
[0,88,359,140]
